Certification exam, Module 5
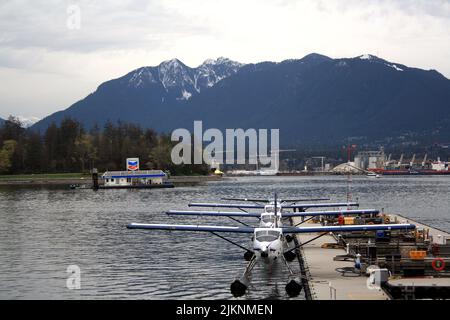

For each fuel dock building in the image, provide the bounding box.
[93,158,174,189]
[101,170,173,189]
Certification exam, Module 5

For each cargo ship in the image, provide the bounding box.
[369,160,450,175]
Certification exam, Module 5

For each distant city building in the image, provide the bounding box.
[354,149,386,170]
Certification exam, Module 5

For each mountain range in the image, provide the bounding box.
[17,116,41,128]
[32,54,450,147]
[0,116,40,128]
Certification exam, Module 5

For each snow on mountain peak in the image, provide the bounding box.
[357,54,387,63]
[17,116,41,128]
[160,58,183,66]
[128,67,157,88]
[202,58,217,65]
[121,57,243,99]
[201,57,242,68]
[157,58,195,91]
[356,54,405,72]
[178,89,193,101]
[386,63,404,72]
[197,58,243,85]
[359,54,373,60]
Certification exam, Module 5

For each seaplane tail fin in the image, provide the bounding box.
[282,223,416,234]
[127,223,255,234]
[166,210,262,218]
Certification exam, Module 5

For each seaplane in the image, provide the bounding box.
[167,197,382,234]
[127,195,416,297]
[167,197,329,228]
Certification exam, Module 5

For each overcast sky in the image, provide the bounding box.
[1,0,450,119]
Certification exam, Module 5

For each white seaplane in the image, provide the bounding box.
[167,197,382,237]
[127,195,416,297]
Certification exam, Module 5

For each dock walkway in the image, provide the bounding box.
[293,217,389,300]
[293,214,450,300]
[391,214,450,240]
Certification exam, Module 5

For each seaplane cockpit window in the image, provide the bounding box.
[261,214,274,223]
[265,206,275,213]
[255,230,280,242]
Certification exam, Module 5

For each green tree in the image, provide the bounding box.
[0,140,17,173]
[74,133,96,173]
[24,132,43,173]
[44,122,58,171]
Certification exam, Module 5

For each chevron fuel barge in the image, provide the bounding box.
[92,169,174,189]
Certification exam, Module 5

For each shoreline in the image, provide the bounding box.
[0,174,225,187]
[0,172,448,187]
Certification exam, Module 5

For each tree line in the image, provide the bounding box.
[0,116,209,175]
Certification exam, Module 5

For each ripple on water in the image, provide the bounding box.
[0,176,449,299]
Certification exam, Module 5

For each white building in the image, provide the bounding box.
[102,170,167,187]
[354,150,386,170]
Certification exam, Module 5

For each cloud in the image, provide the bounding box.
[0,0,209,52]
[0,0,450,118]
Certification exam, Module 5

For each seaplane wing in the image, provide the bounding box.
[281,209,379,217]
[167,209,377,218]
[166,210,262,218]
[127,223,255,233]
[282,202,359,209]
[281,223,415,234]
[188,202,359,210]
[188,203,266,209]
[221,198,330,203]
[221,198,271,202]
[283,198,331,202]
[127,222,415,234]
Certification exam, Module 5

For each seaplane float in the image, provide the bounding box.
[127,194,416,297]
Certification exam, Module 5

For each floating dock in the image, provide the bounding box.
[292,214,450,300]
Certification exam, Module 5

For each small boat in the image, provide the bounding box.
[366,172,380,178]
[70,184,91,190]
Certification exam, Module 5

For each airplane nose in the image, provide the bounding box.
[261,246,269,258]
